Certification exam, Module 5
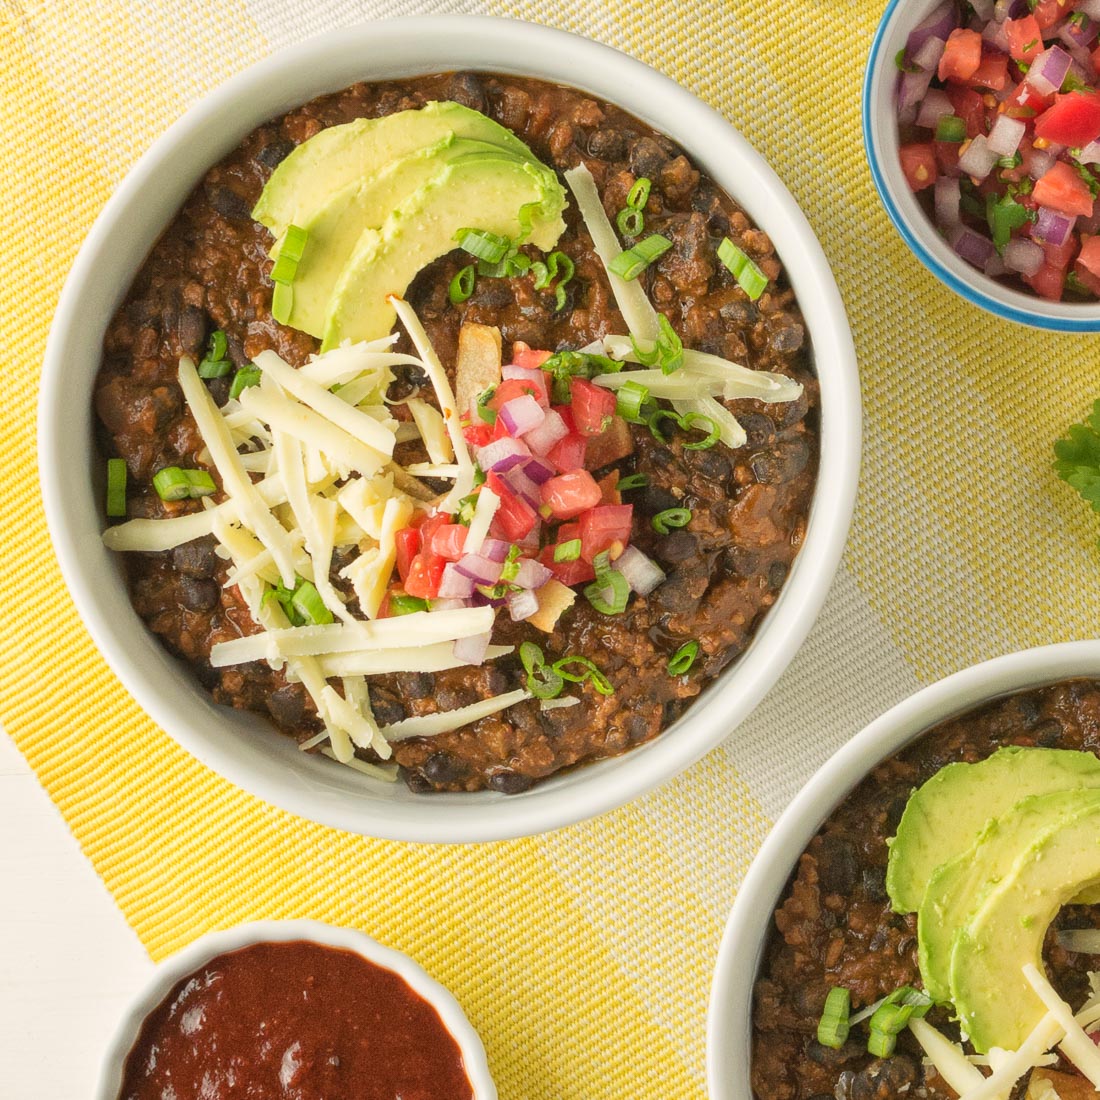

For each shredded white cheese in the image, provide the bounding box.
[463,487,500,557]
[316,643,514,679]
[909,1017,989,1097]
[1023,963,1100,1087]
[405,397,454,465]
[381,688,532,741]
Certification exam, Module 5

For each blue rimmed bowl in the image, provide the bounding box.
[863,0,1100,332]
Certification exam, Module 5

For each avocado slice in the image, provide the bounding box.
[887,746,1100,914]
[253,101,532,239]
[948,792,1100,1052]
[917,788,1100,1004]
[321,156,566,349]
[276,136,526,338]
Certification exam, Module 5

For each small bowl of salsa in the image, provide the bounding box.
[864,0,1100,330]
[95,920,495,1100]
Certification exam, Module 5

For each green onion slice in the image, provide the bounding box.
[616,206,645,237]
[228,366,262,401]
[816,987,851,1050]
[608,234,672,281]
[519,641,565,700]
[717,237,769,301]
[456,228,512,264]
[184,469,217,497]
[680,412,720,450]
[152,466,193,502]
[554,539,582,562]
[270,225,308,284]
[272,281,293,324]
[652,507,691,534]
[615,380,650,423]
[392,594,429,615]
[616,473,649,491]
[626,177,652,210]
[552,655,614,695]
[207,329,228,362]
[584,569,630,615]
[449,264,477,304]
[647,408,682,444]
[667,641,699,675]
[105,458,127,518]
[290,580,333,626]
[198,357,232,379]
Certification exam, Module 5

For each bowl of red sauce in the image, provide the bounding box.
[865,0,1100,330]
[95,920,495,1100]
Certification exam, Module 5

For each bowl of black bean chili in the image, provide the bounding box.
[708,639,1100,1100]
[40,17,860,842]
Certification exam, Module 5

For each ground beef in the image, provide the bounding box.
[751,678,1100,1100]
[95,72,818,793]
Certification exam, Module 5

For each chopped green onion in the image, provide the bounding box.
[653,507,691,534]
[631,313,683,374]
[552,655,614,695]
[264,581,305,626]
[105,458,127,518]
[986,192,1033,252]
[207,330,228,361]
[616,473,649,491]
[520,641,545,677]
[519,641,564,700]
[455,494,479,526]
[540,350,622,404]
[626,177,652,210]
[866,1005,909,1058]
[680,412,720,450]
[816,987,851,1050]
[615,380,650,422]
[667,641,699,675]
[616,206,645,236]
[272,281,293,324]
[553,284,569,312]
[392,594,429,615]
[997,152,1023,170]
[608,234,673,281]
[228,366,262,401]
[198,356,232,379]
[934,114,966,143]
[584,569,630,615]
[152,466,193,502]
[270,225,308,284]
[184,469,217,497]
[717,237,768,301]
[531,260,551,290]
[647,408,682,444]
[290,579,333,626]
[198,329,232,378]
[455,228,512,264]
[592,548,612,580]
[554,539,582,562]
[449,264,477,304]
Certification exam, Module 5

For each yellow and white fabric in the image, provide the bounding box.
[3,3,1099,1098]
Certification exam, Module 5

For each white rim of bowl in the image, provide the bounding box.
[705,638,1100,1099]
[39,16,861,843]
[93,919,496,1100]
[863,0,1100,331]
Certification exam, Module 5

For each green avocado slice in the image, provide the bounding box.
[253,101,532,239]
[887,746,1100,914]
[949,794,1100,1053]
[321,156,566,349]
[918,788,1100,1004]
[275,137,524,338]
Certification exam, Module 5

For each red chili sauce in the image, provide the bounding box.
[117,940,475,1100]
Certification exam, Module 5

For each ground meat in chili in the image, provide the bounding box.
[95,72,818,793]
[751,678,1100,1100]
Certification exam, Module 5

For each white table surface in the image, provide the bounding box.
[0,729,152,1099]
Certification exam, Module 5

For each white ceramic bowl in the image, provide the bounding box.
[40,16,861,843]
[706,639,1100,1099]
[864,0,1100,331]
[94,919,495,1100]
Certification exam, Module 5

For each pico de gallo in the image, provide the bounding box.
[896,0,1100,300]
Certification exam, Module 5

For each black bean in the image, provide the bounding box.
[649,573,699,616]
[806,1039,862,1068]
[447,72,486,113]
[769,319,805,354]
[738,413,773,448]
[885,794,909,833]
[487,770,535,795]
[721,545,759,578]
[706,213,730,237]
[471,281,513,310]
[179,576,219,612]
[767,561,788,589]
[691,448,731,482]
[658,530,698,564]
[370,695,406,726]
[126,298,158,327]
[750,452,781,485]
[399,672,434,698]
[861,866,888,903]
[171,536,219,578]
[849,1056,918,1100]
[719,298,758,326]
[486,666,511,695]
[150,386,182,430]
[177,306,207,354]
[256,139,294,169]
[626,713,652,742]
[814,835,859,895]
[207,184,251,221]
[267,684,306,730]
[587,126,627,159]
[1033,719,1064,748]
[641,485,680,515]
[422,752,465,785]
[401,768,432,794]
[205,375,231,407]
[792,981,830,1019]
[398,363,428,390]
[629,136,669,178]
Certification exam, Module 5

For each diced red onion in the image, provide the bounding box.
[935,176,962,226]
[981,18,1009,51]
[479,538,510,563]
[987,113,1025,157]
[430,597,469,612]
[1061,15,1099,50]
[899,67,935,111]
[507,588,539,623]
[1033,205,1076,247]
[438,562,476,600]
[1080,140,1100,165]
[453,631,491,666]
[1030,148,1057,180]
[523,456,556,485]
[1080,0,1100,20]
[994,78,1018,103]
[514,525,541,552]
[523,408,569,456]
[512,557,552,590]
[950,224,997,267]
[907,1,958,56]
[994,0,1027,21]
[456,553,504,585]
[498,393,545,437]
[503,465,541,506]
[1068,53,1097,86]
[475,435,531,473]
[984,252,1007,277]
[1003,237,1045,275]
[912,35,947,72]
[615,545,666,597]
[917,89,954,129]
[1026,46,1072,96]
[898,102,919,128]
[958,134,998,180]
[501,364,545,385]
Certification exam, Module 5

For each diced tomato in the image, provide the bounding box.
[569,377,618,436]
[934,139,962,176]
[584,416,635,471]
[578,504,633,563]
[394,527,420,582]
[1004,79,1052,120]
[547,432,587,474]
[490,376,548,412]
[1093,42,1100,72]
[552,404,576,433]
[968,51,1009,91]
[510,342,552,371]
[899,142,939,191]
[540,469,603,520]
[1023,260,1067,299]
[1042,235,1078,270]
[1005,14,1043,62]
[463,421,492,448]
[946,86,988,136]
[939,28,983,83]
[404,552,446,599]
[1032,0,1070,31]
[430,522,467,561]
[596,470,621,506]
[538,545,596,587]
[1033,160,1095,217]
[1034,91,1100,149]
[1075,236,1100,293]
[490,414,513,441]
[485,472,537,540]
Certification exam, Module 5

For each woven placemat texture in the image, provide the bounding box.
[4,1,1100,1097]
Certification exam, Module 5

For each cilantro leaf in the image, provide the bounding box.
[1054,400,1100,513]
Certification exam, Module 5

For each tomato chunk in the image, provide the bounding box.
[485,472,538,541]
[490,376,548,412]
[538,545,596,587]
[939,28,983,83]
[1004,14,1043,62]
[394,527,420,582]
[578,504,634,563]
[968,51,1008,91]
[1034,92,1100,149]
[1031,0,1069,30]
[404,552,446,599]
[1004,80,1052,120]
[1023,261,1067,300]
[569,377,618,436]
[430,522,468,561]
[547,432,587,474]
[539,469,603,520]
[900,143,938,192]
[1033,160,1095,218]
[1075,235,1100,294]
[510,342,552,371]
[946,86,988,136]
[463,421,492,448]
